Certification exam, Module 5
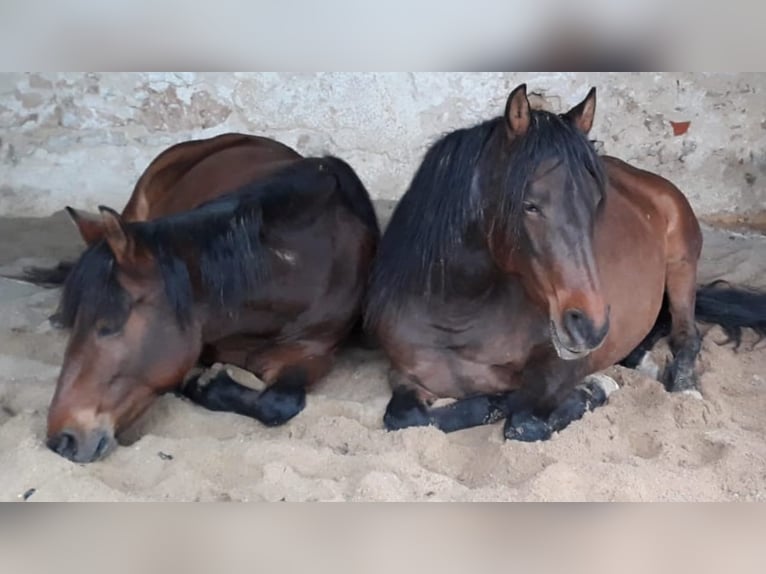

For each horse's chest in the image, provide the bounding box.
[445,321,532,367]
[401,297,543,396]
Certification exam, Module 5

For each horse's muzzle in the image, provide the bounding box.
[550,308,610,361]
[47,428,116,463]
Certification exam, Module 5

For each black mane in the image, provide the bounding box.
[365,109,605,327]
[492,110,606,241]
[59,156,378,332]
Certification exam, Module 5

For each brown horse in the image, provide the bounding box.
[45,134,380,462]
[366,84,766,441]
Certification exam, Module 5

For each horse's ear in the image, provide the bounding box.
[564,87,597,134]
[505,83,531,137]
[98,206,134,267]
[66,207,105,246]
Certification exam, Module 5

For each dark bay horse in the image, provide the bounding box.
[366,83,766,442]
[46,135,380,462]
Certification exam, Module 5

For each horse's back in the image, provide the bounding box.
[122,133,302,221]
[202,157,380,377]
[602,156,702,254]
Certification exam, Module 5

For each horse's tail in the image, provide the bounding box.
[693,281,766,347]
[16,260,76,287]
[320,156,381,238]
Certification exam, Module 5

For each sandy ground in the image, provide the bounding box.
[0,208,764,502]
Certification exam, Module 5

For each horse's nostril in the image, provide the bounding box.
[48,431,78,460]
[93,433,111,460]
[562,307,609,349]
[566,309,585,324]
[563,309,588,337]
[563,308,598,346]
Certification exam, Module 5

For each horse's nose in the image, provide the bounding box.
[47,430,78,460]
[562,308,610,350]
[47,429,114,463]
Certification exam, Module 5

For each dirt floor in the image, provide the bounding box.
[0,208,764,501]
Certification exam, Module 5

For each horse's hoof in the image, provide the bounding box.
[252,385,306,427]
[383,407,430,431]
[583,373,619,399]
[545,374,617,433]
[383,391,431,431]
[667,373,698,394]
[504,412,552,442]
[681,389,704,401]
[663,361,700,394]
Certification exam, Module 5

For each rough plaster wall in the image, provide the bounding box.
[1,72,765,219]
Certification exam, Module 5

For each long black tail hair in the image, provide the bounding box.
[693,280,766,346]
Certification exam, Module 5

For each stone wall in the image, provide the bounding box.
[1,73,764,224]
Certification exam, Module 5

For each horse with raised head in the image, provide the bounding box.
[46,135,380,462]
[366,83,766,442]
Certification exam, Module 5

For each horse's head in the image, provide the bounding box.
[46,207,201,463]
[488,84,609,360]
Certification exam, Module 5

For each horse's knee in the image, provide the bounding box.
[180,370,251,413]
[180,367,306,425]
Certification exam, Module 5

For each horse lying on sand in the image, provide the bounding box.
[366,83,766,442]
[45,134,379,463]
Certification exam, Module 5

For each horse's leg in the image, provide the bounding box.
[384,367,618,439]
[384,388,511,433]
[618,298,670,374]
[383,371,511,433]
[182,367,306,426]
[248,353,333,425]
[663,258,702,393]
[504,375,619,441]
[181,352,332,426]
[502,361,619,442]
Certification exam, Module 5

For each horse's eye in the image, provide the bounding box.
[96,323,121,337]
[523,202,541,215]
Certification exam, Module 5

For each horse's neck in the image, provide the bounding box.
[447,219,549,329]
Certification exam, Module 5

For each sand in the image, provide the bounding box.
[0,209,764,502]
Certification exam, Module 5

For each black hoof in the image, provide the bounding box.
[548,375,617,433]
[504,412,552,442]
[664,363,698,393]
[383,390,431,431]
[253,385,306,427]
